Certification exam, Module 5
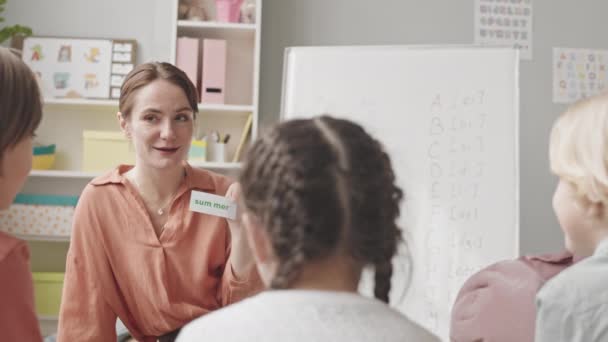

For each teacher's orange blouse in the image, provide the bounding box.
[58,164,262,341]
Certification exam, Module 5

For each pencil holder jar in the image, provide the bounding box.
[209,141,226,162]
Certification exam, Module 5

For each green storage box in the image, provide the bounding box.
[32,272,64,316]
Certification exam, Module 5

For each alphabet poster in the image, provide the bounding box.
[474,0,533,60]
[22,37,114,99]
[553,47,608,104]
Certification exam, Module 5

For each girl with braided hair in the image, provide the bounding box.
[178,115,439,341]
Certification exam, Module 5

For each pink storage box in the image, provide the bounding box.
[201,39,227,104]
[215,0,244,23]
[176,37,200,90]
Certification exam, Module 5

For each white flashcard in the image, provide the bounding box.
[189,190,237,220]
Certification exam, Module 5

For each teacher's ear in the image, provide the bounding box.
[117,112,131,139]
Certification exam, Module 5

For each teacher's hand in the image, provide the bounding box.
[225,182,254,279]
[225,182,244,236]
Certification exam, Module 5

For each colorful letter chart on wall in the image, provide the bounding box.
[22,37,135,100]
[553,48,608,104]
[474,0,533,60]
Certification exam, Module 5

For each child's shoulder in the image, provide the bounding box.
[539,254,608,308]
[178,294,262,340]
[0,231,27,263]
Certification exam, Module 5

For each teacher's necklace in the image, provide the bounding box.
[155,194,175,216]
[131,174,183,216]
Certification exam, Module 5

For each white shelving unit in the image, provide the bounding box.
[29,161,242,180]
[19,0,261,182]
[198,103,254,113]
[169,0,261,158]
[5,0,262,244]
[44,98,119,107]
[1,4,261,336]
[29,170,102,179]
[45,98,254,115]
[187,161,243,170]
[177,20,256,31]
[15,234,71,243]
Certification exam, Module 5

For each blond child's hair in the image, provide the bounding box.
[550,92,608,206]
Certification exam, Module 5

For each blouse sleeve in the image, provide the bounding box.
[219,248,264,306]
[214,175,264,305]
[57,186,117,342]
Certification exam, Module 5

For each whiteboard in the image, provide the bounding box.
[281,46,519,341]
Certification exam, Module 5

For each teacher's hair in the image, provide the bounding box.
[118,61,199,120]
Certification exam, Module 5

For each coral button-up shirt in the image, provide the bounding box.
[58,164,262,341]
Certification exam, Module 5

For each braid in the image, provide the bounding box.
[270,249,306,289]
[265,146,309,289]
[241,122,343,289]
[321,117,405,304]
[371,148,403,303]
[374,261,393,303]
[240,115,407,302]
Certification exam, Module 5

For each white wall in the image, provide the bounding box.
[6,0,606,254]
[3,0,173,62]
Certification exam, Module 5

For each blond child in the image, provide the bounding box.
[535,93,608,341]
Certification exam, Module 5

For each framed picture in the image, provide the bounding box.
[22,36,136,100]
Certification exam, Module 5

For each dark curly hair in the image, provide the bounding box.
[239,115,405,303]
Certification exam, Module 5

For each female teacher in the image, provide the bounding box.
[58,62,261,342]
